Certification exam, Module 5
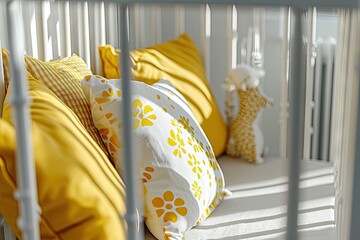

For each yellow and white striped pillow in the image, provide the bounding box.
[24,54,110,160]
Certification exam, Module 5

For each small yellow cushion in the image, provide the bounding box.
[98,45,121,79]
[0,75,126,239]
[98,33,228,157]
[1,50,109,160]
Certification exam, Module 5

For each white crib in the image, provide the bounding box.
[0,0,359,240]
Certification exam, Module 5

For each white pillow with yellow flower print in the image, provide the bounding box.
[81,76,226,240]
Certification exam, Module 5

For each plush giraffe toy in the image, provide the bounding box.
[225,64,272,164]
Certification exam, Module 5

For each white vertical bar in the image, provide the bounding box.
[69,1,79,54]
[88,2,105,74]
[208,5,228,117]
[151,5,162,45]
[286,8,305,240]
[6,1,40,240]
[58,1,71,57]
[303,7,316,161]
[47,2,60,60]
[280,8,290,161]
[160,5,176,42]
[231,5,238,70]
[105,2,118,47]
[22,1,34,56]
[320,40,335,160]
[78,2,90,67]
[348,11,360,240]
[201,4,211,82]
[41,1,52,61]
[3,220,15,240]
[311,40,323,159]
[34,1,45,60]
[251,8,265,67]
[117,4,143,240]
[339,9,359,240]
[175,5,185,36]
[77,2,85,59]
[0,1,8,50]
[332,9,348,237]
[133,4,145,48]
[184,5,203,54]
[226,5,234,72]
[0,35,5,117]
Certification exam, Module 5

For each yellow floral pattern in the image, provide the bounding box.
[95,87,121,104]
[132,99,157,129]
[179,116,195,135]
[205,145,215,160]
[188,153,202,179]
[171,118,183,134]
[168,129,186,158]
[152,191,187,223]
[99,128,121,164]
[188,136,204,153]
[208,159,219,172]
[191,181,202,200]
[142,166,155,183]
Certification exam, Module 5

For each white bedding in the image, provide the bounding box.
[145,156,335,240]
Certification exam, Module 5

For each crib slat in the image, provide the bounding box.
[6,1,40,239]
[133,4,147,48]
[208,4,229,116]
[150,5,162,45]
[79,2,91,67]
[303,7,316,161]
[22,1,35,57]
[58,1,71,58]
[117,4,142,240]
[40,1,53,61]
[69,1,79,55]
[236,6,253,64]
[105,2,118,47]
[184,5,203,55]
[286,8,305,240]
[49,1,61,59]
[175,5,185,36]
[88,1,106,74]
[349,11,360,236]
[0,1,8,50]
[34,1,45,60]
[200,4,210,79]
[337,9,360,240]
[161,5,176,42]
[279,8,290,161]
[0,27,4,118]
[3,220,15,240]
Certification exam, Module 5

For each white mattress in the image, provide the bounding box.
[145,156,336,240]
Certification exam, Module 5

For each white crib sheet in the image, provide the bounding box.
[145,156,336,240]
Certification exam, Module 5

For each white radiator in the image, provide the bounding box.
[310,38,336,162]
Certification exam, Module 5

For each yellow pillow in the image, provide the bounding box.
[98,33,228,157]
[1,48,10,94]
[98,45,121,79]
[23,53,110,161]
[0,75,126,239]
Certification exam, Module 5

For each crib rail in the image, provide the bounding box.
[35,0,359,8]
